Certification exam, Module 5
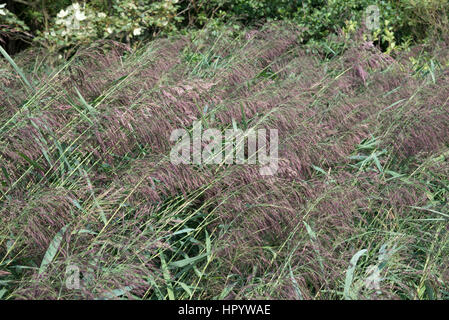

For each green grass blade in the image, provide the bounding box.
[169,253,208,269]
[344,249,367,300]
[38,225,68,276]
[0,45,35,93]
[160,253,175,300]
[17,152,45,173]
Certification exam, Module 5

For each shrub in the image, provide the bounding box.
[0,3,31,44]
[393,0,449,42]
[1,0,448,55]
[34,0,181,55]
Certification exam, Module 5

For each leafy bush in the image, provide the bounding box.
[291,0,448,53]
[34,1,181,54]
[193,0,301,23]
[189,0,443,54]
[0,3,30,43]
[393,0,449,41]
[1,0,448,55]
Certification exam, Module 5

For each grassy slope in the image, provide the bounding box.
[0,22,448,299]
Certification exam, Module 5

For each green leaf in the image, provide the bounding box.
[215,283,236,300]
[0,45,35,94]
[289,264,303,300]
[178,282,193,297]
[1,166,10,186]
[0,288,7,299]
[160,253,175,300]
[344,249,367,300]
[232,118,238,131]
[74,86,96,114]
[100,286,134,300]
[373,154,383,172]
[17,152,45,172]
[169,253,207,269]
[205,230,211,257]
[38,225,68,276]
[303,221,317,241]
[312,165,327,176]
[303,221,325,272]
[240,102,248,130]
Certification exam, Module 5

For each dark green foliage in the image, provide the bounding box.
[1,0,448,55]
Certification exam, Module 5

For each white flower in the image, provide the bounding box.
[97,12,106,18]
[0,9,5,16]
[106,27,113,34]
[57,9,68,18]
[0,4,6,8]
[72,3,80,11]
[133,27,142,36]
[74,10,86,21]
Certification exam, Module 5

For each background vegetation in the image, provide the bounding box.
[2,0,448,55]
[0,0,448,300]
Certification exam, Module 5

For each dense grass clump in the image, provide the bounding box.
[0,22,448,299]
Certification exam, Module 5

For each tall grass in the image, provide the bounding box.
[0,22,448,299]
